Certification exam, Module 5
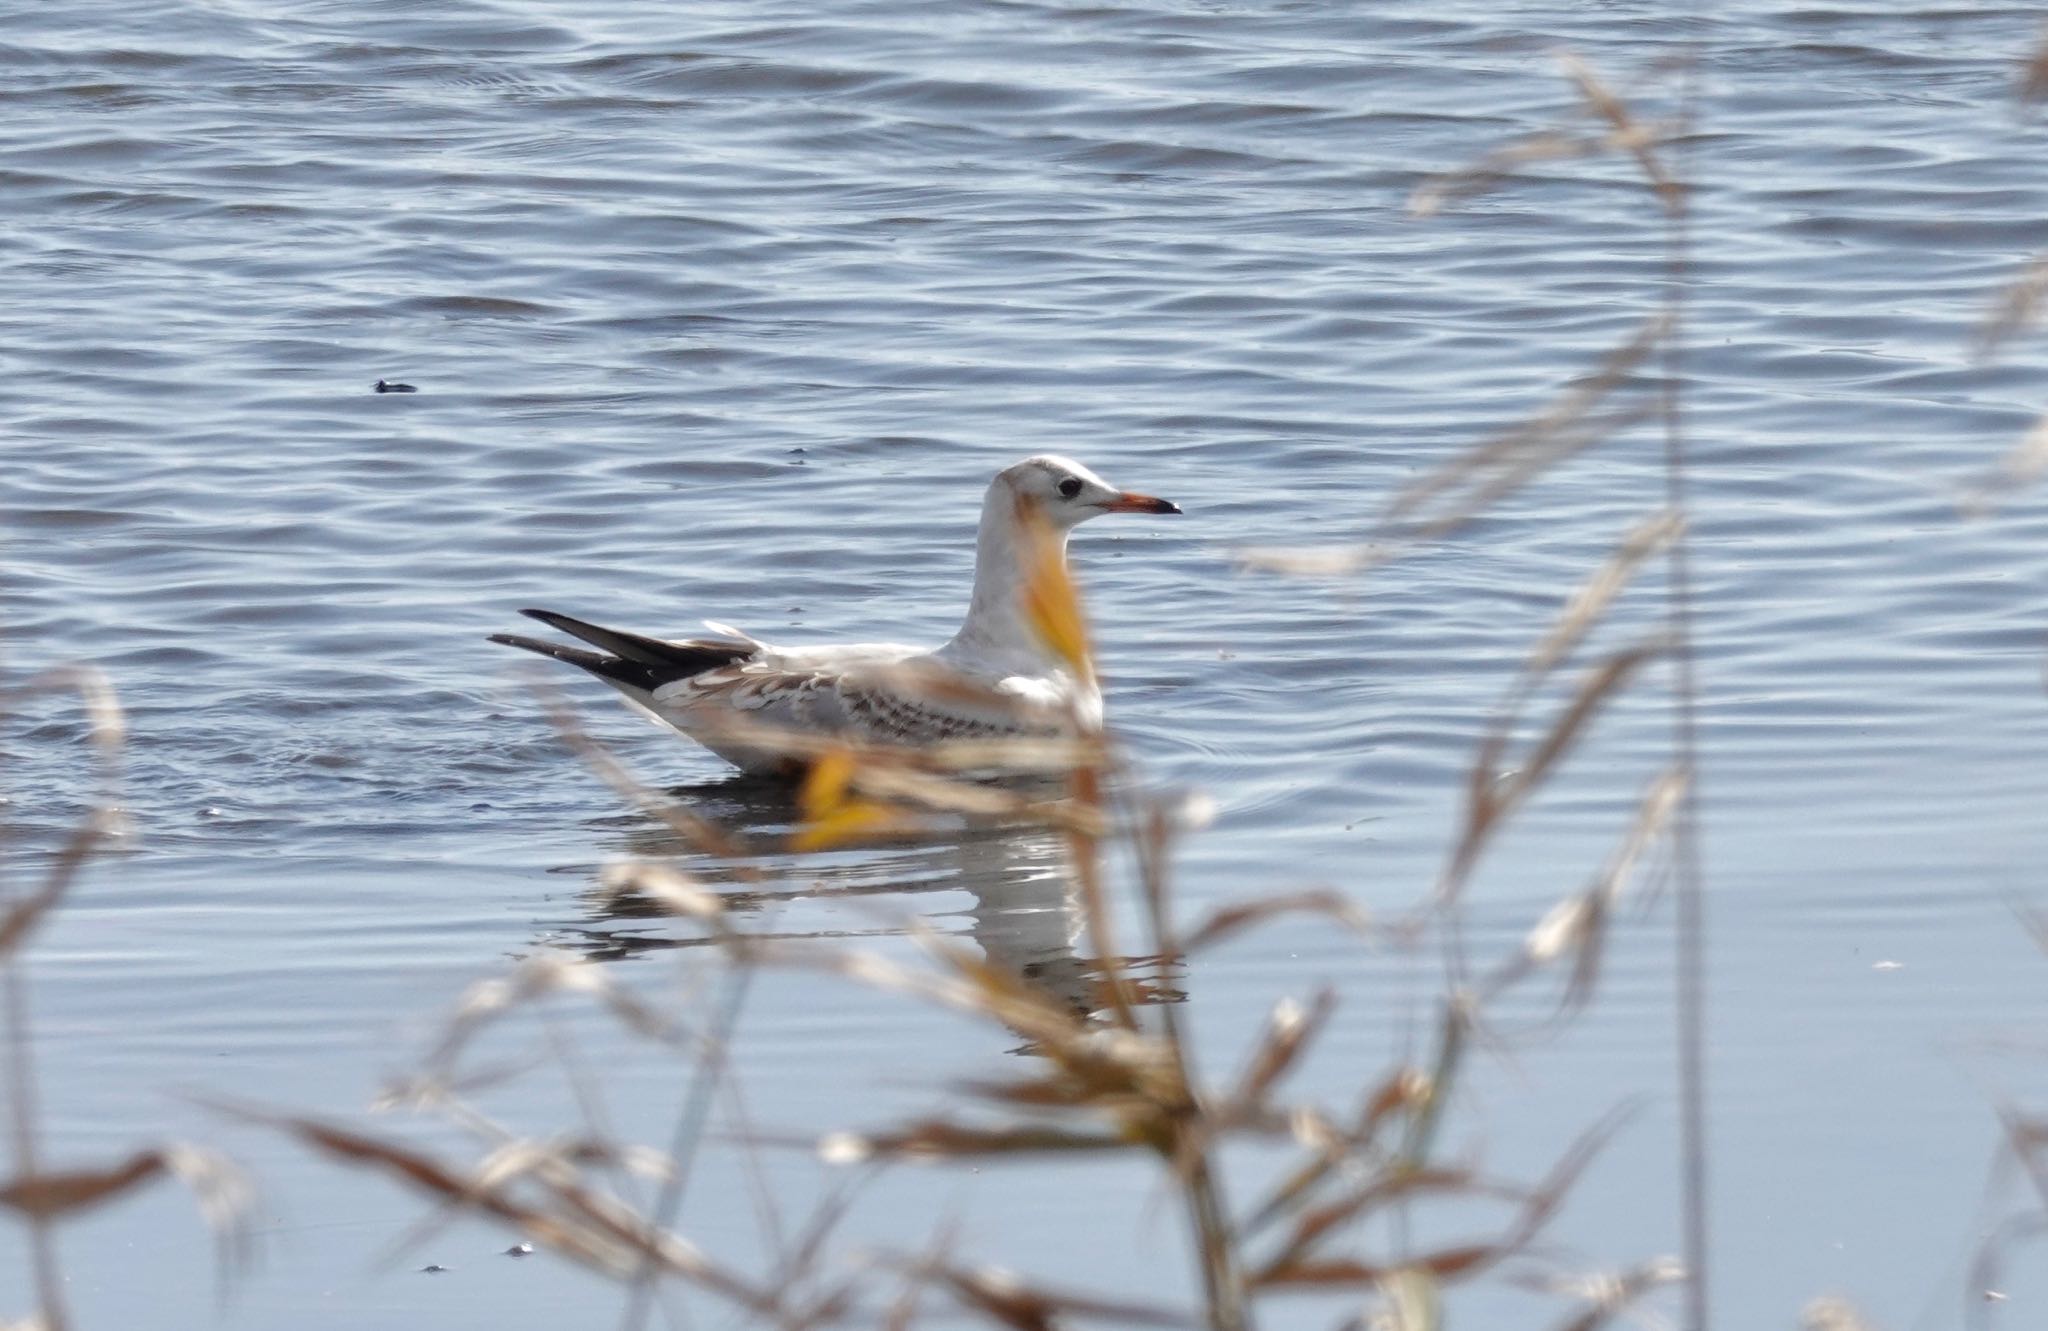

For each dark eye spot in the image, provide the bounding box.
[1057,477,1082,499]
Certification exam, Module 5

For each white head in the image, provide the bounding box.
[990,454,1181,532]
[941,454,1180,667]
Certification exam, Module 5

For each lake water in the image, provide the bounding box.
[7,0,2048,1325]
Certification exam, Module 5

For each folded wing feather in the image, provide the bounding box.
[655,652,1073,749]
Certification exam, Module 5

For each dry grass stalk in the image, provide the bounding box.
[1234,1069,1432,1241]
[1961,413,2048,517]
[1965,44,2048,509]
[1966,248,2048,512]
[1375,1268,1441,1331]
[0,809,120,964]
[536,680,755,865]
[1395,999,1469,1171]
[1400,53,1710,1326]
[1479,768,1687,1023]
[2021,28,2048,104]
[1527,511,1682,677]
[1557,53,1683,212]
[2014,898,2048,957]
[1409,53,1681,220]
[3,665,257,1329]
[411,951,691,1093]
[212,1097,796,1317]
[1251,1108,1625,1290]
[1973,254,2048,361]
[1509,1256,1685,1331]
[596,860,728,926]
[1382,312,1668,552]
[617,901,767,1331]
[903,1258,1193,1329]
[1441,642,1663,905]
[0,1144,252,1287]
[1410,129,1618,220]
[1179,889,1381,954]
[0,1144,242,1224]
[1,667,126,964]
[1232,544,1387,577]
[1966,1210,2036,1329]
[1228,990,1336,1113]
[0,665,126,762]
[1801,1294,1884,1331]
[1965,1098,2048,1327]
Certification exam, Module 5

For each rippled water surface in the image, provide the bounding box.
[8,0,2048,1324]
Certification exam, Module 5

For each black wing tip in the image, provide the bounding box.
[517,607,613,640]
[488,630,581,659]
[488,630,662,690]
[494,609,753,697]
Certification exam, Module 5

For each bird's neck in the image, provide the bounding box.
[941,488,1072,670]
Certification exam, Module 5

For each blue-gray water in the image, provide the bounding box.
[8,0,2048,1324]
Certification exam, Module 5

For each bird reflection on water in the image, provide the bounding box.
[543,773,1184,1033]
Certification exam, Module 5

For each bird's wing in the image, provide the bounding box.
[651,649,1072,751]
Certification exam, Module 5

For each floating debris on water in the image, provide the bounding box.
[374,379,418,393]
[418,1263,450,1274]
[502,1243,534,1258]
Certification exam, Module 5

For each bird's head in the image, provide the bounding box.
[994,454,1181,531]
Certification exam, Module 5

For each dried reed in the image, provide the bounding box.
[2,665,252,1330]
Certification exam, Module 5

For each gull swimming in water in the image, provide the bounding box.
[489,455,1180,774]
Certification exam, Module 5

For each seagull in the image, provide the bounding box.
[489,455,1180,774]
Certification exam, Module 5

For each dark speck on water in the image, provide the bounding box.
[374,379,417,393]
